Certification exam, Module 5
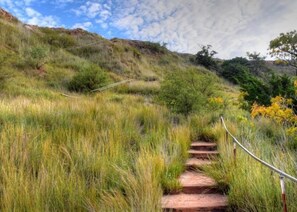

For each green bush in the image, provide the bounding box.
[68,65,109,92]
[26,46,49,69]
[43,32,76,48]
[240,73,296,110]
[221,57,250,84]
[143,42,167,54]
[194,45,217,70]
[159,69,216,116]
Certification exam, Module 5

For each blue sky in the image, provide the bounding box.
[0,0,296,59]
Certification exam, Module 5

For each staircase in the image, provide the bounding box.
[162,141,228,211]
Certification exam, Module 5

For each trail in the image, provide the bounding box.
[162,141,228,211]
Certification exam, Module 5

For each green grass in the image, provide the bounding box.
[0,93,190,211]
[1,11,297,211]
[115,80,160,96]
[201,112,297,212]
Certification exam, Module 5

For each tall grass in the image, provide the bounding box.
[0,93,190,211]
[201,113,297,211]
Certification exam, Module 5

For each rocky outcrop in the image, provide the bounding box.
[0,8,18,22]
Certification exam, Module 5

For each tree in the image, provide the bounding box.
[269,30,297,75]
[239,72,271,108]
[194,45,217,69]
[159,69,216,116]
[239,73,297,112]
[221,57,250,84]
[247,51,266,61]
[246,51,267,75]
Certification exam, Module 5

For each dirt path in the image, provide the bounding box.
[162,141,228,211]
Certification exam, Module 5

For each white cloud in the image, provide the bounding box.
[23,0,35,5]
[1,0,35,7]
[25,7,59,27]
[108,0,297,58]
[72,21,92,30]
[25,7,39,17]
[73,1,111,20]
[114,15,144,34]
[95,19,108,29]
[1,0,297,58]
[1,0,60,27]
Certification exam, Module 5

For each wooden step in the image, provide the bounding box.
[186,158,213,170]
[191,142,217,151]
[188,150,219,159]
[162,193,228,211]
[179,172,219,194]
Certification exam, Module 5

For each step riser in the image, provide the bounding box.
[190,146,217,151]
[162,140,227,212]
[186,165,205,171]
[181,186,221,194]
[163,207,227,212]
[186,164,213,171]
[190,153,218,159]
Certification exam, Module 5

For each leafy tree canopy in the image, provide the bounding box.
[194,45,217,69]
[159,69,216,116]
[269,30,297,74]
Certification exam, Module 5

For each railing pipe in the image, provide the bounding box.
[220,116,297,183]
[221,116,297,212]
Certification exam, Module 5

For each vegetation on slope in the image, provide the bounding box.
[0,8,204,211]
[1,7,297,212]
[0,93,191,211]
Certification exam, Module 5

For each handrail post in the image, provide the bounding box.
[280,175,288,212]
[233,139,237,166]
[226,131,228,142]
[221,116,297,211]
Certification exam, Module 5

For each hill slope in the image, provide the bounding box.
[0,7,199,98]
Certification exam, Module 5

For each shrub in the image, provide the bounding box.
[26,46,49,69]
[143,42,167,54]
[194,45,217,69]
[221,57,250,84]
[240,73,296,110]
[43,33,76,48]
[159,69,216,116]
[68,65,109,92]
[239,73,271,108]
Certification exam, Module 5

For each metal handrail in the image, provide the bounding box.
[220,116,297,183]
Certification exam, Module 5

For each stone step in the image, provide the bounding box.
[191,142,217,151]
[186,158,214,170]
[179,172,220,194]
[188,150,219,159]
[162,193,228,212]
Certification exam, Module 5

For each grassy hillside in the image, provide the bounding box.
[1,8,297,212]
[0,8,208,210]
[0,93,192,211]
[0,8,195,99]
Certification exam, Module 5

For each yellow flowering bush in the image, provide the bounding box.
[208,97,224,110]
[251,96,297,143]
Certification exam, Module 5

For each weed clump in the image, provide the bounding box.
[159,69,217,116]
[68,65,109,92]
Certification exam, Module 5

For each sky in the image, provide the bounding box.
[0,0,296,59]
